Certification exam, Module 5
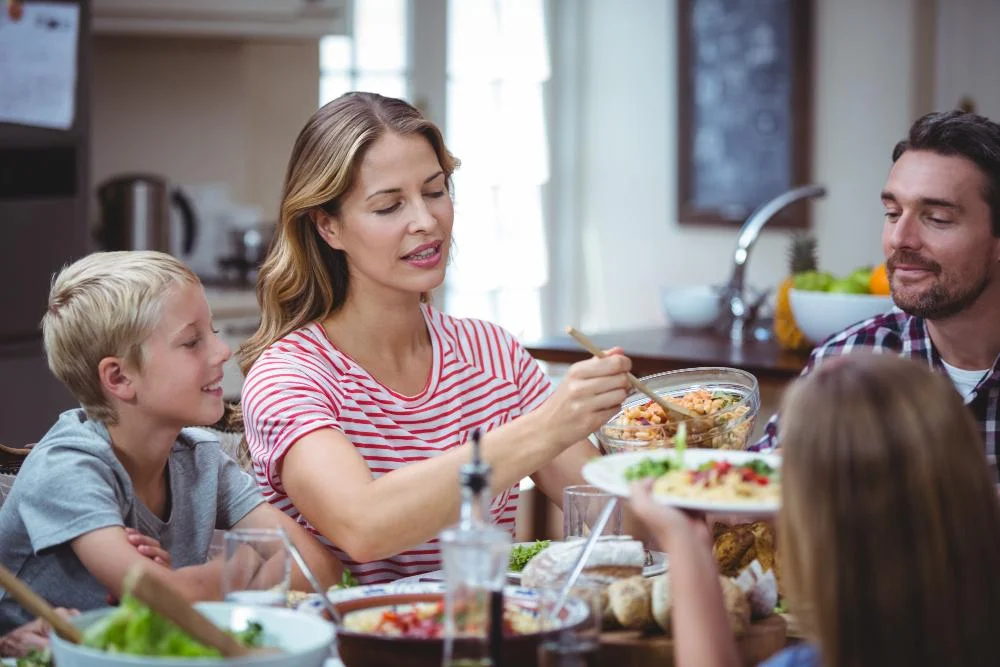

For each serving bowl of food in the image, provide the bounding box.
[596,367,760,453]
[325,583,589,667]
[47,600,333,667]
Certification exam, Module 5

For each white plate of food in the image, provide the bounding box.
[582,448,781,515]
[507,540,667,582]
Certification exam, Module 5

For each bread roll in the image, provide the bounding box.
[650,573,672,634]
[600,586,620,629]
[520,536,646,589]
[607,575,653,630]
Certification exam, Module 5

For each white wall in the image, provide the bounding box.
[569,0,933,332]
[935,0,1000,118]
[90,36,320,226]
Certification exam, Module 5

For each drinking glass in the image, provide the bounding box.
[221,527,291,607]
[536,575,603,667]
[562,485,623,540]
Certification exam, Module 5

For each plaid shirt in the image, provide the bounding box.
[753,309,1000,459]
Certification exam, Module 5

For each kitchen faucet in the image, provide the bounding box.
[717,184,828,343]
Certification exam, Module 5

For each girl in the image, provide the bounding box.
[632,353,1000,667]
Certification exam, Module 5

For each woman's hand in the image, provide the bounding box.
[629,479,712,552]
[125,528,172,568]
[535,347,631,449]
[0,608,78,658]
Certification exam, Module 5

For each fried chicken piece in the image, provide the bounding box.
[751,520,776,573]
[713,523,756,576]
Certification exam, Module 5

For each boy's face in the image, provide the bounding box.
[128,281,231,428]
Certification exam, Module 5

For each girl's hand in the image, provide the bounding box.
[0,608,78,658]
[629,479,712,551]
[125,528,172,568]
[536,347,631,449]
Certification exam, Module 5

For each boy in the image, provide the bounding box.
[0,251,342,633]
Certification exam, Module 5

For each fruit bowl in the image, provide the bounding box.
[788,288,894,344]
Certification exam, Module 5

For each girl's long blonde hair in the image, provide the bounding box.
[779,353,1000,667]
[237,92,459,376]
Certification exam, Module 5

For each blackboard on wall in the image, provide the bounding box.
[677,0,813,227]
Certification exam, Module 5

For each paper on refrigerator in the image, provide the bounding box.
[0,2,80,130]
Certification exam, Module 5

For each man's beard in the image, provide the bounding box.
[888,251,991,319]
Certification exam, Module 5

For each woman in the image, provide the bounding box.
[631,353,1000,667]
[238,92,631,584]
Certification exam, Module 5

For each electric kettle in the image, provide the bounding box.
[95,174,198,255]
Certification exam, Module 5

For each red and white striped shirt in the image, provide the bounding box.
[241,305,554,584]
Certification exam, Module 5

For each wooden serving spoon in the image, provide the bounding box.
[565,326,699,420]
[0,561,82,644]
[123,565,280,657]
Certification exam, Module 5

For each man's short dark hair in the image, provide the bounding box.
[893,110,1000,237]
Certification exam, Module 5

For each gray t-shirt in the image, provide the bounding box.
[0,409,264,633]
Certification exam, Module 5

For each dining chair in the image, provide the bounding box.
[0,443,31,476]
[208,402,252,472]
[0,443,31,513]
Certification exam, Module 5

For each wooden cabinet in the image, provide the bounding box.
[92,0,350,39]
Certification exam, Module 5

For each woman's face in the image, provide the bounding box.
[317,132,454,300]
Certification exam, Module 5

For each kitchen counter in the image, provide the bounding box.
[524,325,809,382]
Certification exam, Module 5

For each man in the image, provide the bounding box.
[756,110,1000,457]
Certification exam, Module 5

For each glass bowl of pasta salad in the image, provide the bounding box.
[596,367,760,453]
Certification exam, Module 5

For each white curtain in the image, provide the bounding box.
[444,0,550,341]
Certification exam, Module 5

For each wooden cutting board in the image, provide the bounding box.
[599,614,787,667]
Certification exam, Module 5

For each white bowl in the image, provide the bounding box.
[788,288,894,344]
[660,285,721,329]
[49,602,334,667]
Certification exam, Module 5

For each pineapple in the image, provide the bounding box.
[774,233,816,351]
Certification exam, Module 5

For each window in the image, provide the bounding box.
[443,0,551,341]
[318,0,553,342]
[319,0,410,106]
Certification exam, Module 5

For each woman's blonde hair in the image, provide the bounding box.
[41,250,200,424]
[779,353,1000,667]
[237,92,460,376]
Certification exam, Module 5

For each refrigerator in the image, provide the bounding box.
[0,0,91,446]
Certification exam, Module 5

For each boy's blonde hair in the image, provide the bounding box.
[42,251,200,424]
[779,353,1000,667]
